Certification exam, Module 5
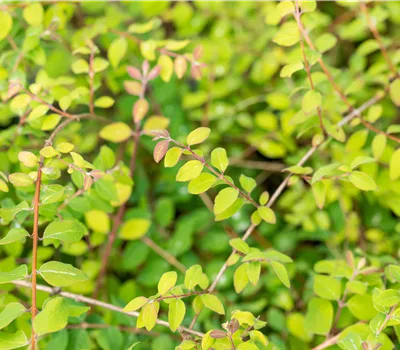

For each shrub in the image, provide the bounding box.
[0,1,399,350]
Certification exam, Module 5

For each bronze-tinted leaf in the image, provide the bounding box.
[153,140,169,163]
[210,330,227,339]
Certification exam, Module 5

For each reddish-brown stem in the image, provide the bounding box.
[30,166,42,349]
[360,119,400,143]
[154,290,208,303]
[294,1,326,136]
[360,2,398,78]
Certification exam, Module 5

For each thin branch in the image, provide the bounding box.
[360,119,400,143]
[312,333,341,350]
[88,43,96,115]
[12,280,204,338]
[360,2,398,78]
[141,236,186,273]
[67,323,160,337]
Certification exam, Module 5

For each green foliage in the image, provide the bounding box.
[0,1,399,350]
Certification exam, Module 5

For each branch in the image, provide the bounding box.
[88,42,96,115]
[12,280,204,338]
[311,333,341,350]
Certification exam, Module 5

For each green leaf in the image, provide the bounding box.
[313,275,341,300]
[108,37,127,68]
[312,181,326,209]
[120,218,151,240]
[137,303,158,331]
[214,188,239,215]
[0,265,28,284]
[168,299,186,332]
[0,11,13,40]
[184,265,203,290]
[100,122,132,143]
[271,261,290,288]
[41,185,65,205]
[176,160,204,182]
[39,261,88,287]
[23,3,43,26]
[388,265,400,283]
[302,90,321,114]
[94,96,115,108]
[239,175,256,193]
[71,59,89,74]
[390,148,400,181]
[0,202,29,222]
[8,173,33,187]
[389,78,400,106]
[257,206,276,224]
[247,262,261,286]
[201,294,225,315]
[277,1,295,17]
[273,22,300,47]
[280,62,304,78]
[0,228,29,245]
[304,298,333,335]
[349,171,377,191]
[234,264,249,293]
[18,151,37,168]
[158,271,177,295]
[315,33,337,53]
[0,330,28,349]
[43,220,86,243]
[187,127,210,146]
[40,146,59,158]
[33,297,69,336]
[0,303,26,330]
[128,18,161,33]
[347,294,377,321]
[350,156,376,170]
[164,147,183,168]
[337,332,362,350]
[93,57,109,72]
[215,198,244,222]
[229,238,250,254]
[374,289,400,308]
[263,250,293,263]
[188,173,217,194]
[84,210,110,234]
[158,55,174,82]
[124,297,148,312]
[284,165,313,175]
[211,148,229,173]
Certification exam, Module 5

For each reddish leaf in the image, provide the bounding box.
[174,56,187,79]
[153,140,169,163]
[133,98,149,123]
[148,65,160,80]
[127,66,141,80]
[210,330,227,339]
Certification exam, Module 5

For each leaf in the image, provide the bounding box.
[8,173,33,187]
[43,220,86,243]
[158,271,177,295]
[215,198,244,221]
[158,55,174,82]
[153,140,170,163]
[137,303,158,331]
[0,201,29,222]
[315,33,337,53]
[374,289,400,308]
[108,37,127,68]
[0,265,28,284]
[100,122,132,143]
[184,265,203,290]
[388,265,400,283]
[280,62,304,78]
[229,238,250,254]
[302,90,322,114]
[93,57,109,72]
[214,188,239,215]
[120,218,151,240]
[304,298,333,335]
[273,22,300,47]
[271,261,290,288]
[174,56,187,79]
[0,303,26,330]
[349,171,377,191]
[176,160,204,182]
[389,78,400,106]
[188,173,217,194]
[84,210,110,234]
[201,294,225,315]
[347,294,377,321]
[39,261,88,287]
[0,228,29,245]
[41,185,64,205]
[33,297,69,336]
[259,192,270,205]
[0,11,13,40]
[0,330,28,349]
[257,206,276,224]
[94,96,115,108]
[239,175,256,193]
[128,18,161,33]
[312,181,326,209]
[209,330,227,339]
[211,148,229,173]
[164,147,183,168]
[23,3,43,26]
[350,156,376,170]
[168,299,186,332]
[247,262,261,286]
[313,275,341,300]
[133,98,149,123]
[390,148,400,181]
[186,127,210,146]
[234,264,249,293]
[283,165,313,175]
[124,296,148,312]
[18,151,37,168]
[71,59,89,74]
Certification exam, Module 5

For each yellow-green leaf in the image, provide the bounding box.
[201,294,225,315]
[187,127,210,146]
[84,210,110,234]
[234,264,249,293]
[18,151,37,168]
[257,206,276,224]
[390,79,400,106]
[349,171,377,191]
[176,160,204,182]
[0,11,13,40]
[168,299,186,332]
[165,147,183,168]
[23,3,44,26]
[158,271,177,295]
[120,218,151,240]
[188,173,216,194]
[94,96,115,108]
[390,148,400,181]
[214,188,239,215]
[33,297,69,336]
[108,37,127,68]
[124,296,148,312]
[100,122,132,143]
[211,148,229,173]
[158,54,174,82]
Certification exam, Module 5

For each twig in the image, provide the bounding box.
[141,236,186,273]
[312,333,341,350]
[67,323,159,337]
[360,119,400,143]
[88,43,96,115]
[360,2,398,78]
[12,280,204,338]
